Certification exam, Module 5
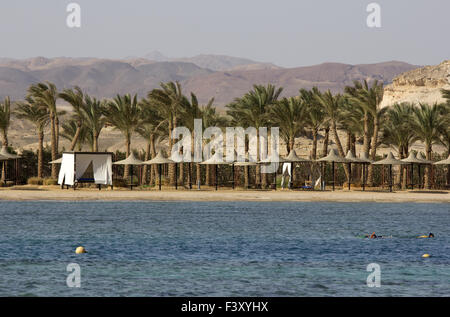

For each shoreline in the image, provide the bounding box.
[0,187,449,203]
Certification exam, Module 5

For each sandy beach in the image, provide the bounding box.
[0,186,449,203]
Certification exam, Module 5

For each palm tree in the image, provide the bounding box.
[269,97,306,153]
[300,87,325,159]
[137,98,165,185]
[61,119,90,151]
[15,97,49,178]
[82,95,106,152]
[104,94,142,178]
[382,103,417,188]
[0,97,11,182]
[28,82,59,178]
[148,81,185,185]
[411,103,447,188]
[0,97,11,147]
[227,84,283,188]
[59,87,85,151]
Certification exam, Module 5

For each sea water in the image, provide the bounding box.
[0,201,448,296]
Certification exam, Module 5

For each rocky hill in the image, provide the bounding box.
[381,60,450,107]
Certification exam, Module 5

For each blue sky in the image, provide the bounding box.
[0,0,448,67]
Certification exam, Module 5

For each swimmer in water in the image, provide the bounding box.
[428,233,434,238]
[364,232,380,239]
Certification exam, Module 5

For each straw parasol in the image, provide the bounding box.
[0,146,21,159]
[281,150,310,189]
[200,154,230,191]
[415,153,434,189]
[0,146,21,185]
[113,152,143,190]
[49,157,63,164]
[259,154,288,190]
[401,152,424,190]
[373,152,408,192]
[434,155,450,188]
[344,151,361,191]
[356,152,374,191]
[317,149,351,191]
[434,155,450,165]
[142,151,174,190]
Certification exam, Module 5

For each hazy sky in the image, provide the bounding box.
[0,0,448,67]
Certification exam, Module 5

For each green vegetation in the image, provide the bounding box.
[0,79,448,188]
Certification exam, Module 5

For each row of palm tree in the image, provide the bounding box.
[1,81,449,188]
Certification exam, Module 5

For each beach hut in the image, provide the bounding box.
[0,146,21,185]
[433,155,450,188]
[58,152,113,189]
[200,154,230,191]
[282,150,310,189]
[401,152,424,190]
[317,149,351,191]
[259,153,287,190]
[142,151,174,191]
[113,152,143,190]
[373,152,408,192]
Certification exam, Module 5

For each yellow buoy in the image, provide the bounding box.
[422,253,430,258]
[75,246,87,254]
[418,235,428,238]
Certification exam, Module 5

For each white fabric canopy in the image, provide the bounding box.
[58,153,113,186]
[58,153,75,185]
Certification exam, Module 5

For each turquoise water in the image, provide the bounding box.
[0,201,449,296]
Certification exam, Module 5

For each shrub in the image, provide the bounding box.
[28,177,44,185]
[44,178,58,186]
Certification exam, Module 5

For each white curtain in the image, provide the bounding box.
[58,153,75,185]
[92,154,113,185]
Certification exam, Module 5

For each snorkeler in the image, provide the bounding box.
[418,233,435,238]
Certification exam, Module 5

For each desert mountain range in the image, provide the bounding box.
[3,53,449,154]
[0,53,419,107]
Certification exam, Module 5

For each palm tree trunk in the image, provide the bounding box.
[124,135,131,179]
[255,130,261,188]
[331,122,349,178]
[368,115,380,186]
[1,134,7,182]
[424,144,432,189]
[363,112,370,157]
[312,129,318,160]
[38,130,44,178]
[50,114,57,179]
[322,127,329,157]
[142,142,151,184]
[93,131,99,152]
[70,124,82,151]
[168,120,176,186]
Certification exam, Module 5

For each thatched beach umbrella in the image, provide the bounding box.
[142,151,174,191]
[49,157,63,164]
[200,154,230,191]
[401,152,424,190]
[113,152,143,190]
[259,154,287,190]
[317,149,351,191]
[344,151,363,191]
[416,153,433,189]
[234,152,258,189]
[282,150,310,189]
[434,155,450,187]
[373,152,408,192]
[357,152,374,191]
[1,146,21,185]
